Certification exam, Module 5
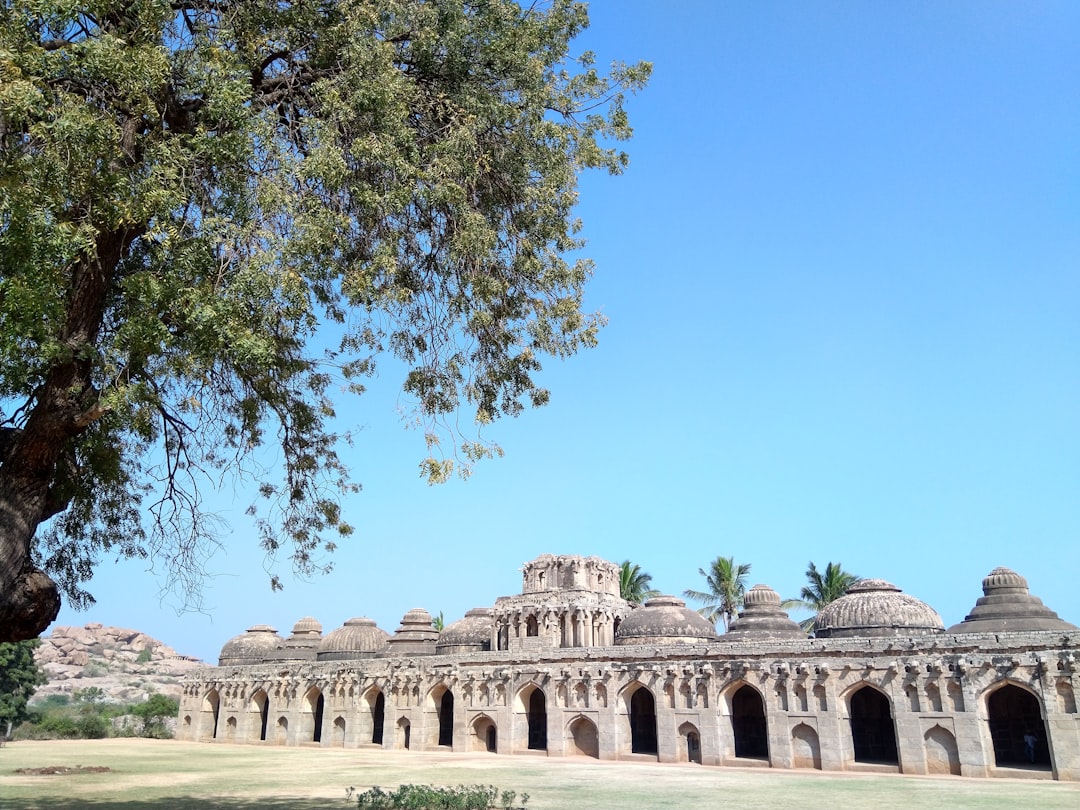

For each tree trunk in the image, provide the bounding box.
[0,226,141,642]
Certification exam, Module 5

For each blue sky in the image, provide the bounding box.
[57,1,1079,662]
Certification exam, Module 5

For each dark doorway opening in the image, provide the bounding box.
[312,694,324,743]
[438,691,454,747]
[486,725,497,752]
[630,688,658,755]
[850,687,898,764]
[256,693,269,742]
[987,685,1050,767]
[527,689,547,750]
[732,685,768,758]
[372,692,385,745]
[206,691,220,739]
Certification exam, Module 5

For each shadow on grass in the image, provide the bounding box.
[2,799,341,810]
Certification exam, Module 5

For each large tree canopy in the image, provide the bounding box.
[0,0,650,641]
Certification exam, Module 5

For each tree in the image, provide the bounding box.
[0,0,650,641]
[618,560,659,606]
[432,611,444,632]
[0,639,47,738]
[132,692,179,737]
[683,556,751,632]
[783,561,861,633]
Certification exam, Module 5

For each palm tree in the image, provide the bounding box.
[431,611,445,632]
[619,561,660,606]
[683,556,751,631]
[783,561,861,632]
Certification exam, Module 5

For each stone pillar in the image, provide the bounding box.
[892,669,928,775]
[818,674,848,772]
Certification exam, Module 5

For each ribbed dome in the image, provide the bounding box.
[947,567,1078,634]
[316,617,389,661]
[290,616,323,636]
[725,584,806,641]
[813,579,944,639]
[219,625,281,666]
[436,608,493,654]
[263,616,324,661]
[614,596,719,646]
[381,608,440,656]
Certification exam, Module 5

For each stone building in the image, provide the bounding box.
[178,556,1080,781]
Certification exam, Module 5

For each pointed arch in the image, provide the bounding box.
[620,682,657,756]
[470,713,498,752]
[427,684,454,748]
[729,683,768,759]
[678,721,702,764]
[363,686,386,745]
[200,689,220,741]
[249,689,269,742]
[923,724,961,775]
[847,684,898,764]
[514,683,548,751]
[332,716,346,747]
[302,686,324,743]
[791,723,821,770]
[983,682,1050,768]
[567,715,599,758]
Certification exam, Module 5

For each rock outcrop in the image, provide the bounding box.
[33,623,203,704]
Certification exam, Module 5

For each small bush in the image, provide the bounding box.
[348,784,528,810]
[82,661,108,678]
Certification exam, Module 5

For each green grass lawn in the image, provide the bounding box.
[1,739,1078,809]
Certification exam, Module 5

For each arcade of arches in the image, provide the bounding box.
[179,557,1080,781]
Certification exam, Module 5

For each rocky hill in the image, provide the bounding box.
[33,623,204,705]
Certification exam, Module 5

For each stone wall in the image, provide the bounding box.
[178,629,1080,781]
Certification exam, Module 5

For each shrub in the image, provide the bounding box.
[347,784,528,810]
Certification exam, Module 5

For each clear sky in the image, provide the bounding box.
[56,1,1079,663]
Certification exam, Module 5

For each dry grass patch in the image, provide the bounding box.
[1,738,1078,810]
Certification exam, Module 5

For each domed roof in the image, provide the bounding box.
[436,608,493,654]
[316,617,389,661]
[290,616,323,636]
[725,584,806,641]
[947,568,1078,634]
[381,608,440,656]
[265,616,323,661]
[615,596,719,646]
[813,579,944,639]
[219,625,281,666]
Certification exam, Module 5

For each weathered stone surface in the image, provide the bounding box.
[179,557,1080,783]
[33,624,203,704]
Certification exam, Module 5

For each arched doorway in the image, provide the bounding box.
[731,685,768,759]
[470,715,497,752]
[304,689,324,743]
[438,690,454,748]
[629,687,658,755]
[569,716,599,758]
[250,690,269,742]
[849,686,898,764]
[986,684,1050,768]
[371,692,385,745]
[527,689,547,750]
[679,722,701,764]
[201,690,220,740]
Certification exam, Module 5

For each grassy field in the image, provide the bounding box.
[1,739,1078,810]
